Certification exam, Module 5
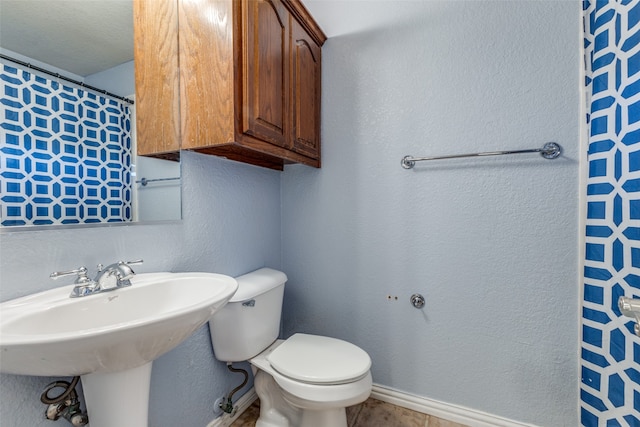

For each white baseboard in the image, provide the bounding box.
[206,384,538,427]
[371,384,539,427]
[206,388,258,427]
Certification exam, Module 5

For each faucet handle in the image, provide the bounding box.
[50,267,92,284]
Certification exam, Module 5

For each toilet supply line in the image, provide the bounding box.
[217,363,249,415]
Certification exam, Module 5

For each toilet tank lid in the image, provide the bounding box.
[230,268,287,302]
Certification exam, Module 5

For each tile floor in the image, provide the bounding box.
[230,397,470,427]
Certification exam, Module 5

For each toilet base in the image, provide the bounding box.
[254,370,352,427]
[255,370,301,427]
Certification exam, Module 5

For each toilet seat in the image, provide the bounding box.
[267,333,371,385]
[250,336,373,413]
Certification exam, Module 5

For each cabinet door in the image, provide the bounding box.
[133,0,181,156]
[242,0,289,148]
[179,0,235,149]
[289,16,321,160]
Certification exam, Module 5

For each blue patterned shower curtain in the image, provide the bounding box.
[0,62,133,226]
[582,0,640,425]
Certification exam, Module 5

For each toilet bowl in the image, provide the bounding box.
[209,268,372,426]
[250,336,372,426]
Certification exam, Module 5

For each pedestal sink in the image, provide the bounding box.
[0,272,238,427]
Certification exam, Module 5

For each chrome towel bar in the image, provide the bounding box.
[401,142,562,169]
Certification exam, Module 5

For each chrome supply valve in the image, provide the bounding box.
[41,377,88,426]
[44,400,88,426]
[218,396,238,416]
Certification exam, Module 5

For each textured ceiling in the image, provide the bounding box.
[0,0,133,77]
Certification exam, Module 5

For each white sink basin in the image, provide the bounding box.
[0,272,238,376]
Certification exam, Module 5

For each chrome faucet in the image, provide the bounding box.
[50,260,144,298]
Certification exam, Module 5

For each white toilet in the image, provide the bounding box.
[209,268,372,427]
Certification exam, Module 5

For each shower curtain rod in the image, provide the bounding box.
[0,53,134,105]
[401,142,562,169]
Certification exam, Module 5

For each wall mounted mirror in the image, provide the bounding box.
[0,0,181,228]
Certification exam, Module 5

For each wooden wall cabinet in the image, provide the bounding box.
[134,0,326,170]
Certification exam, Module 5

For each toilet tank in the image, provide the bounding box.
[209,268,287,362]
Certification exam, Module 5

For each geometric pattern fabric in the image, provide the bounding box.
[582,0,640,425]
[0,61,132,226]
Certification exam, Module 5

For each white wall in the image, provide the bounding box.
[0,152,281,427]
[281,1,581,425]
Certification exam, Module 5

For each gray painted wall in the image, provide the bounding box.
[281,1,581,426]
[0,151,281,427]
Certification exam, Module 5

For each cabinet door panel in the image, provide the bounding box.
[242,0,288,147]
[134,0,181,156]
[179,0,235,149]
[290,17,320,159]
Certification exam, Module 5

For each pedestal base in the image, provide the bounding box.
[81,362,152,427]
